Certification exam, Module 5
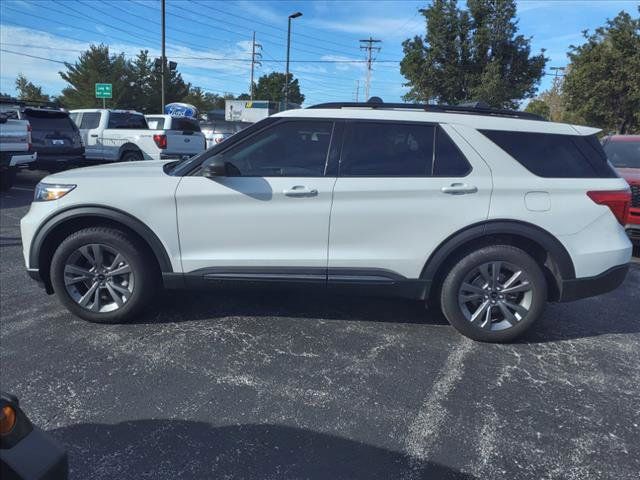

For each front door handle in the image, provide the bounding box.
[441,183,478,195]
[90,134,99,138]
[283,186,318,197]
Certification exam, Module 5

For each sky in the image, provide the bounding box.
[0,0,637,107]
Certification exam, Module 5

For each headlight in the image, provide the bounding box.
[34,183,76,202]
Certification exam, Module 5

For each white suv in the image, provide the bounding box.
[20,101,632,342]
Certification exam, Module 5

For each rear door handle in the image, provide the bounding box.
[283,186,318,197]
[441,183,478,195]
[90,134,99,138]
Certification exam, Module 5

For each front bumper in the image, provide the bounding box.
[626,224,640,245]
[559,263,629,302]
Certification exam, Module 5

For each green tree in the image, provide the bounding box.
[563,10,640,133]
[253,72,304,105]
[128,50,191,112]
[58,44,133,109]
[524,99,550,119]
[15,74,51,103]
[400,0,547,108]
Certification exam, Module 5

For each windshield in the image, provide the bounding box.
[604,140,640,168]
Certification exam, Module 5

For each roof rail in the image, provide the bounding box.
[307,101,546,121]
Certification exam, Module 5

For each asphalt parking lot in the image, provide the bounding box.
[1,170,639,480]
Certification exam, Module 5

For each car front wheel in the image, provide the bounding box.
[50,227,158,323]
[440,245,547,342]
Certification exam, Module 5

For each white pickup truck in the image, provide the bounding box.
[0,113,36,191]
[69,109,204,163]
[145,114,206,158]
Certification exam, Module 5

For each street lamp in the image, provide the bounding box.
[284,11,302,108]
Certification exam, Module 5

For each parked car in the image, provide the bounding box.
[69,109,180,163]
[19,108,84,172]
[20,100,632,342]
[0,113,35,191]
[0,392,68,480]
[144,114,206,159]
[200,120,250,149]
[602,135,640,245]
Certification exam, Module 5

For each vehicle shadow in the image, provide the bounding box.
[50,419,477,480]
[139,286,450,327]
[134,264,640,342]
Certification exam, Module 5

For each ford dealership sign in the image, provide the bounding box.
[164,102,198,118]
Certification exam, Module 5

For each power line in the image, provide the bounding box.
[0,49,67,65]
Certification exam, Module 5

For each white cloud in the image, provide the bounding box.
[309,17,423,38]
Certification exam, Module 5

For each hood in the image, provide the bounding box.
[617,168,640,184]
[44,160,172,183]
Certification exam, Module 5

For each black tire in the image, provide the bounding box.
[0,167,17,192]
[440,245,547,343]
[120,150,143,162]
[50,227,159,323]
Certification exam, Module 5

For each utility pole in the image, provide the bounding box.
[250,31,262,100]
[550,66,566,78]
[360,37,381,100]
[161,0,166,111]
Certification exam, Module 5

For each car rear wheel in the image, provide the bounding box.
[50,227,158,323]
[440,245,547,342]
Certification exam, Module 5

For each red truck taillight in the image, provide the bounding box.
[27,123,32,151]
[587,190,631,225]
[153,134,167,149]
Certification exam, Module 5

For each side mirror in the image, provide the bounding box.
[202,157,226,178]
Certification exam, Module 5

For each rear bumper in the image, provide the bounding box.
[0,426,68,480]
[34,153,85,168]
[626,222,640,245]
[559,263,629,302]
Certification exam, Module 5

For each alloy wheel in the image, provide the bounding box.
[63,243,134,313]
[457,261,533,331]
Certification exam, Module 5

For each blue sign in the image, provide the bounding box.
[164,102,198,118]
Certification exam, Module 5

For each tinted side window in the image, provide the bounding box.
[108,113,148,129]
[221,121,333,177]
[433,127,471,176]
[80,112,100,129]
[480,130,617,178]
[340,122,435,176]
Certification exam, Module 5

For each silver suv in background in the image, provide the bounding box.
[200,119,251,149]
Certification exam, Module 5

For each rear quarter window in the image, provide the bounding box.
[108,113,148,129]
[480,130,617,178]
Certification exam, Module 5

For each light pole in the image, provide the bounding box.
[284,11,302,109]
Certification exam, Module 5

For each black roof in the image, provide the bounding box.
[307,100,545,121]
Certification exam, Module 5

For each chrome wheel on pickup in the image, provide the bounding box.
[50,227,158,323]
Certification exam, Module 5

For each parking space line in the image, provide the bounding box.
[401,338,475,477]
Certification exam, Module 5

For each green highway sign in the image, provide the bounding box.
[95,83,112,99]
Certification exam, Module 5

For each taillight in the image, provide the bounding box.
[153,134,167,149]
[27,123,32,151]
[587,190,631,225]
[214,137,224,144]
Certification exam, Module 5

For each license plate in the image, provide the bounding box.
[51,139,65,145]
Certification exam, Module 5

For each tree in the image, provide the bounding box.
[524,99,550,119]
[128,50,191,113]
[563,10,640,133]
[58,44,133,109]
[400,0,547,108]
[253,72,304,105]
[15,74,51,103]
